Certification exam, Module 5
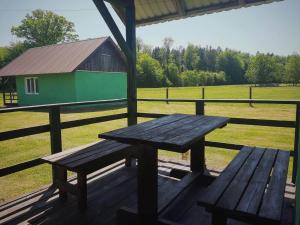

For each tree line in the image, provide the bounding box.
[136,37,300,87]
[1,10,299,89]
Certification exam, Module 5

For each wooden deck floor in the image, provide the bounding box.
[0,159,295,225]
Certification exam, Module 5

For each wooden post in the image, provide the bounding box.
[202,87,205,99]
[190,101,205,173]
[9,92,12,104]
[2,91,5,106]
[125,0,137,167]
[137,145,158,225]
[125,1,137,126]
[249,86,253,107]
[49,107,63,184]
[292,103,300,183]
[166,87,169,104]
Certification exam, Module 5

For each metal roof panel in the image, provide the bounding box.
[0,37,109,76]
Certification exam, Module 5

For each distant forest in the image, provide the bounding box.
[136,37,300,88]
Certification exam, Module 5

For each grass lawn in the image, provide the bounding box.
[0,84,300,202]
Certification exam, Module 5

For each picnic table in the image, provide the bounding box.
[99,113,229,225]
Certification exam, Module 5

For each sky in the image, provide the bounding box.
[0,0,299,56]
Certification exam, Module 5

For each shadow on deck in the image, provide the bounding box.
[0,159,295,225]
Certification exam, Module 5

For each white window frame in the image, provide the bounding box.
[25,77,39,95]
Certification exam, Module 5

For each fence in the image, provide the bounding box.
[0,98,299,185]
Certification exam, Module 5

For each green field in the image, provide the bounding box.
[0,85,300,202]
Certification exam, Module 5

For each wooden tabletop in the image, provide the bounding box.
[99,114,229,152]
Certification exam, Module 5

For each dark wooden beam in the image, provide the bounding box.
[105,0,131,7]
[292,103,300,183]
[49,107,62,184]
[125,0,137,126]
[174,0,186,16]
[93,0,133,62]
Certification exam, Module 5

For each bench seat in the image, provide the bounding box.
[42,140,136,209]
[198,146,290,225]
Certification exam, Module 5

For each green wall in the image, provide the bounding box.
[16,71,127,106]
[74,70,127,101]
[16,73,76,105]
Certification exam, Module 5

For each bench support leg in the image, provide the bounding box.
[56,166,67,202]
[77,173,87,210]
[212,212,227,225]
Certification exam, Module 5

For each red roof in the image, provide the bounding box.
[0,37,109,76]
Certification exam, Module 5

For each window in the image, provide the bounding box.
[25,77,39,94]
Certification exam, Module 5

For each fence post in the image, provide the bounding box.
[190,101,205,172]
[49,107,63,184]
[202,87,205,99]
[249,86,253,107]
[2,92,5,106]
[292,103,300,183]
[166,87,169,104]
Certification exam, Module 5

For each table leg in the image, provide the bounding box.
[137,145,158,225]
[190,137,205,173]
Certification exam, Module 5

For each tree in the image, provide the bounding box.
[136,53,164,87]
[216,50,245,84]
[184,44,200,70]
[11,9,78,47]
[246,53,279,84]
[285,54,300,85]
[166,63,181,86]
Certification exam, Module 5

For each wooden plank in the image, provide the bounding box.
[64,145,131,172]
[136,113,295,128]
[259,150,290,221]
[205,141,244,150]
[158,172,201,213]
[0,158,44,177]
[0,125,50,141]
[42,141,110,162]
[61,113,127,129]
[136,98,300,105]
[0,98,127,113]
[236,149,277,214]
[198,146,252,207]
[125,0,137,126]
[101,115,229,151]
[144,116,210,145]
[229,117,295,128]
[292,103,300,183]
[136,112,168,118]
[216,147,265,210]
[168,116,229,148]
[50,141,122,165]
[49,107,62,183]
[100,114,188,138]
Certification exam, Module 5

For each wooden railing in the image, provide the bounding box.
[137,98,300,183]
[0,98,128,178]
[0,98,299,185]
[2,91,18,106]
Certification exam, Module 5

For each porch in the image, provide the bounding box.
[0,159,295,225]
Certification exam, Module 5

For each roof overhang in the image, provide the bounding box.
[106,0,282,27]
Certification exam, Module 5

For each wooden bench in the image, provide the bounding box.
[198,146,290,225]
[42,140,136,210]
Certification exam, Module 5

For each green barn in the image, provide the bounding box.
[0,37,127,106]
